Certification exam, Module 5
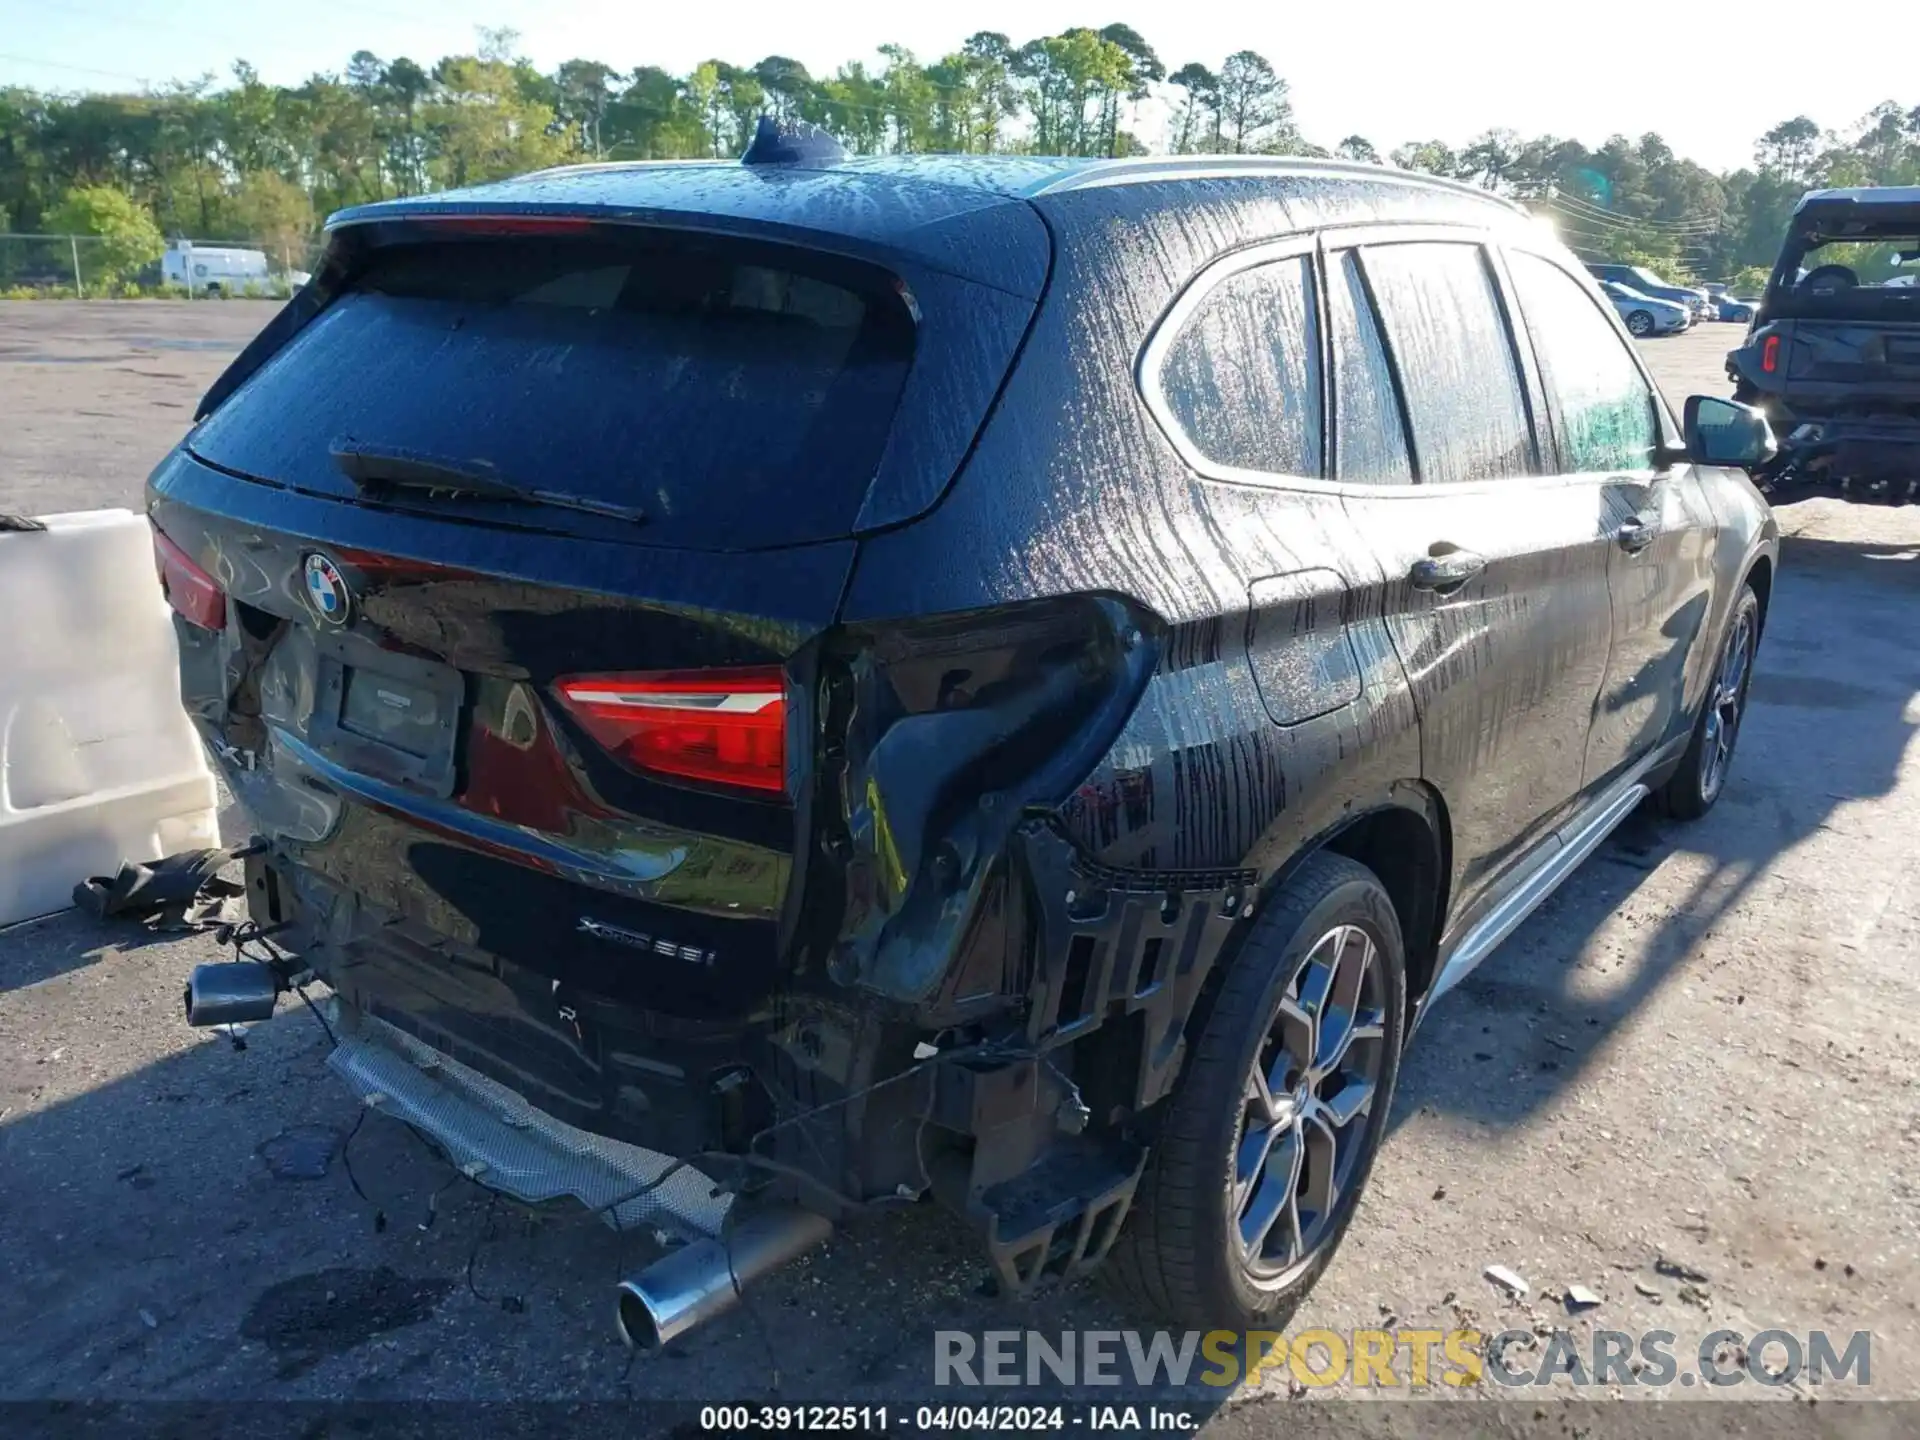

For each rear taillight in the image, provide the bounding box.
[555,668,786,795]
[151,525,227,631]
[1761,334,1780,373]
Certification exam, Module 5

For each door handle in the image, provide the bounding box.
[1407,548,1487,593]
[1616,514,1657,553]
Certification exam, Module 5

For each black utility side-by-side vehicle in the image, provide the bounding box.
[153,128,1780,1344]
[1731,185,1920,502]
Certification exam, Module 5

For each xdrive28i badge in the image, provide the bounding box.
[302,553,352,626]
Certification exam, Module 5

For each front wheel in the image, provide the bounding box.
[1103,852,1407,1329]
[1655,585,1759,820]
[1626,309,1655,337]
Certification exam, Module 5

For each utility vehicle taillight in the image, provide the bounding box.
[1761,334,1780,373]
[151,525,227,631]
[555,668,787,795]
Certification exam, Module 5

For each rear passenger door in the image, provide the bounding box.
[1330,236,1616,921]
[1133,239,1418,873]
[1502,246,1718,789]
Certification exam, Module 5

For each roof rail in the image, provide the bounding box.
[1030,154,1528,214]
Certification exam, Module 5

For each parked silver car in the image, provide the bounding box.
[1589,263,1712,322]
[1600,280,1691,336]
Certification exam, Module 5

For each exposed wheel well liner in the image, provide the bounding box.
[1323,796,1448,1016]
[1219,787,1449,1037]
[1745,554,1774,635]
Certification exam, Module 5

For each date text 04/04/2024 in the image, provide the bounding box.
[698,1405,1195,1432]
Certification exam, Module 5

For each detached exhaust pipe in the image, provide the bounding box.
[184,962,282,1027]
[616,1206,832,1350]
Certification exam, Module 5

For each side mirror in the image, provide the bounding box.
[1683,395,1777,468]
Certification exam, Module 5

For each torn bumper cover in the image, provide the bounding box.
[902,820,1255,1291]
[263,813,1254,1293]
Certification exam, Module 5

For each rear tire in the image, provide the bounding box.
[1103,852,1407,1329]
[1655,585,1759,821]
[1626,310,1655,337]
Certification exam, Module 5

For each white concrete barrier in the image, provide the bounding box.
[0,509,219,927]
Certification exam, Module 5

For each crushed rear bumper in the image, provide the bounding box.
[323,997,730,1240]
[246,811,1257,1294]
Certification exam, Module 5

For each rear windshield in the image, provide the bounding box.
[1768,223,1920,321]
[188,230,916,549]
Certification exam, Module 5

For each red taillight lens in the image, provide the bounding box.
[555,668,787,795]
[1761,334,1780,373]
[151,525,227,631]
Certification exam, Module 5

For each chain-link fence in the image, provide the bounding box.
[0,234,325,299]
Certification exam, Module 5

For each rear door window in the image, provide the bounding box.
[1156,254,1323,479]
[1360,242,1536,484]
[1326,251,1413,485]
[187,231,917,550]
[1507,251,1660,473]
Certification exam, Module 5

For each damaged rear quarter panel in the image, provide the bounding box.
[835,176,1443,1008]
[817,595,1160,1007]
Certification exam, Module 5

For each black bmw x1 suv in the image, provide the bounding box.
[152,132,1780,1344]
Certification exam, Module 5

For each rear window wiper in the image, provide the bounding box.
[329,441,648,526]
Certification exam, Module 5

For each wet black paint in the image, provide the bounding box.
[154,156,1777,1173]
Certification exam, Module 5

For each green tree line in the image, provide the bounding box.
[2,23,1917,290]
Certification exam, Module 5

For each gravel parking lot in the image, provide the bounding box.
[2,304,1917,1423]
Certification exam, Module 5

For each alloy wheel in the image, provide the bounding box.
[1627,311,1654,336]
[1231,923,1388,1283]
[1699,606,1754,803]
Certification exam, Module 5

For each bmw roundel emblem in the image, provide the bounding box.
[302,553,352,626]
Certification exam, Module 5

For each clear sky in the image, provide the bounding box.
[0,0,1896,174]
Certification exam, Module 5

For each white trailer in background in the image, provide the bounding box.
[163,240,270,296]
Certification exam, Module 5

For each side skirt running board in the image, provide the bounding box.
[1416,744,1679,1029]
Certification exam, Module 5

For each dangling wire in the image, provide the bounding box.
[277,952,1083,1373]
[722,1201,783,1392]
[289,981,388,1230]
[465,1192,502,1301]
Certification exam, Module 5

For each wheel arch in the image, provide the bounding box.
[1208,783,1452,1040]
[1318,787,1451,1017]
[1744,552,1774,638]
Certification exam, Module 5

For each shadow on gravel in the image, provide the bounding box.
[0,909,190,993]
[1393,533,1918,1136]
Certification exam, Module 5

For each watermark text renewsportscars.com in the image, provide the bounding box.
[933,1328,1872,1390]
